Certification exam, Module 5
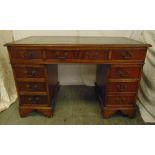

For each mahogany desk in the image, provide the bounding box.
[5,36,151,118]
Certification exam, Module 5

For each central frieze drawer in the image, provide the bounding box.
[46,50,109,60]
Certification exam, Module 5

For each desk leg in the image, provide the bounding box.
[19,107,53,118]
[102,107,135,118]
[102,108,117,118]
[121,108,135,118]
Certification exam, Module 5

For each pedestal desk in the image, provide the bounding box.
[5,36,151,118]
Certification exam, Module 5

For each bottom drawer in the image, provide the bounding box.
[20,95,49,105]
[106,94,136,107]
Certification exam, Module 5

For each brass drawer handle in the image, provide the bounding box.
[117,70,128,78]
[93,52,99,58]
[122,51,132,59]
[26,84,39,90]
[28,96,41,103]
[115,97,126,104]
[22,51,33,59]
[116,84,128,92]
[85,51,99,59]
[55,51,68,59]
[24,70,37,77]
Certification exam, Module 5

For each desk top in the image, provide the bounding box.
[5,36,151,48]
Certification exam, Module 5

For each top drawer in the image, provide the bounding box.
[13,65,47,79]
[111,49,146,61]
[9,48,43,60]
[109,65,142,79]
[46,50,109,60]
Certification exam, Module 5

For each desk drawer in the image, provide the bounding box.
[17,82,47,92]
[13,65,47,78]
[111,49,146,60]
[20,95,48,105]
[109,65,142,79]
[106,95,135,107]
[10,49,43,60]
[79,50,108,60]
[46,50,109,60]
[107,82,138,93]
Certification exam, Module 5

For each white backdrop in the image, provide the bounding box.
[137,31,155,122]
[0,30,17,112]
[13,30,142,86]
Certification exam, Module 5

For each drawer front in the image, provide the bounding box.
[17,82,47,92]
[106,95,135,106]
[46,50,109,60]
[46,50,75,59]
[111,49,146,60]
[20,95,48,105]
[79,50,108,60]
[107,82,138,93]
[10,49,43,60]
[109,65,142,79]
[13,66,47,78]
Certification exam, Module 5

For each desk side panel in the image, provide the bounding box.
[95,64,110,104]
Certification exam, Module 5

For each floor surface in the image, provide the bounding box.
[0,86,146,125]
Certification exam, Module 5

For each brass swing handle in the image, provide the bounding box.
[116,84,128,92]
[22,51,33,59]
[85,51,99,58]
[28,96,41,103]
[121,51,132,59]
[115,97,126,104]
[117,70,129,78]
[26,84,39,90]
[55,51,68,59]
[24,70,37,77]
